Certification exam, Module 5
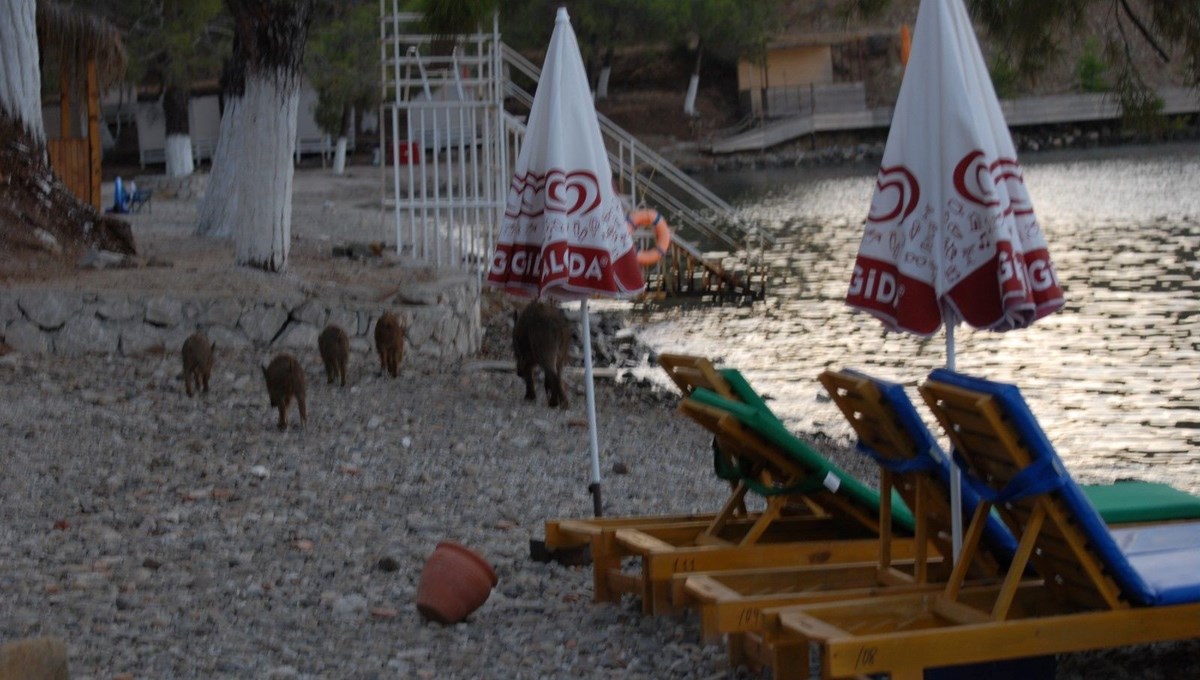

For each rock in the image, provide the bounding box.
[332,593,369,620]
[78,248,131,270]
[55,314,119,356]
[273,321,321,351]
[239,305,289,344]
[4,320,51,354]
[205,325,252,350]
[18,291,82,331]
[290,300,327,327]
[201,299,244,328]
[96,296,142,322]
[144,296,184,327]
[118,323,169,356]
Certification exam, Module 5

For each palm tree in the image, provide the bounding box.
[195,0,313,273]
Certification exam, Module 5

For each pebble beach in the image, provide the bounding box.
[2,168,1198,678]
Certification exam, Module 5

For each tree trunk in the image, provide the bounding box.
[596,45,613,100]
[0,0,46,149]
[232,73,299,271]
[163,84,194,177]
[196,0,312,272]
[331,102,351,175]
[684,43,704,117]
[195,96,242,238]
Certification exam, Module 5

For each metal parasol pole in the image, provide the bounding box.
[580,298,603,517]
[946,316,962,562]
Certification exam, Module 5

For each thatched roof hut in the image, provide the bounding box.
[36,0,127,89]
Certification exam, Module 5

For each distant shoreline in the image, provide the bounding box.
[663,118,1200,175]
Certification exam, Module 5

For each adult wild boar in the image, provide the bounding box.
[512,301,570,409]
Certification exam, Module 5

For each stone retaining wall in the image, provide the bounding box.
[0,277,482,364]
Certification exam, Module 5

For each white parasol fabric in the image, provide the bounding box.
[844,0,1065,559]
[846,0,1064,337]
[486,7,645,517]
[486,9,644,300]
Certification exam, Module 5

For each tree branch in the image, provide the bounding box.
[1118,0,1170,63]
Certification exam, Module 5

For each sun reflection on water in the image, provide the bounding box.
[631,143,1200,492]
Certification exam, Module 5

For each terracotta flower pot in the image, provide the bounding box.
[415,541,498,624]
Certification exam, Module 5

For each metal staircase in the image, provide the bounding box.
[379,6,770,300]
[500,46,771,301]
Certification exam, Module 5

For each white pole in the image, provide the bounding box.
[947,318,962,563]
[580,298,603,517]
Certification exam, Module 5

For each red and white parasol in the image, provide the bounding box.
[846,0,1064,339]
[487,7,645,516]
[844,0,1065,557]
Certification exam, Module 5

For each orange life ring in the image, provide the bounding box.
[626,209,672,267]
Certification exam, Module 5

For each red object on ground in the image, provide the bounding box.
[415,541,498,624]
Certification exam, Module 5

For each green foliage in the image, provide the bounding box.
[969,0,1090,79]
[987,55,1021,100]
[1113,49,1167,136]
[836,0,892,22]
[306,1,378,135]
[1075,38,1109,92]
[91,0,229,90]
[416,0,499,37]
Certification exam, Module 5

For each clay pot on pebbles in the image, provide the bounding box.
[415,541,498,624]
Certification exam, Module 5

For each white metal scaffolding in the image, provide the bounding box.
[379,5,507,271]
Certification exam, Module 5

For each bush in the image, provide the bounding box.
[1076,39,1109,93]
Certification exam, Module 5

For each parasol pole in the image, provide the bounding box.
[580,298,603,517]
[946,315,962,562]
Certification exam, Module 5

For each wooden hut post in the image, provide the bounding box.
[59,58,71,139]
[86,58,101,208]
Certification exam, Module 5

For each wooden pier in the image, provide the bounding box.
[634,232,767,304]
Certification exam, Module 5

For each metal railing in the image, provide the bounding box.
[377,6,772,277]
[501,44,774,252]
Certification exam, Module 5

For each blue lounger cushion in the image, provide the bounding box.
[929,368,1200,607]
[844,369,1020,558]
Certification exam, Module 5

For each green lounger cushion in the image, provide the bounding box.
[709,370,1195,530]
[688,386,916,532]
[717,368,780,422]
[1080,481,1200,524]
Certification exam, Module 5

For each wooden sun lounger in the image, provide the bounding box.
[679,368,1012,668]
[764,370,1200,680]
[544,356,917,615]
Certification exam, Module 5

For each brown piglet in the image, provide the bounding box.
[318,324,350,386]
[512,300,571,409]
[181,331,215,397]
[262,353,307,430]
[374,312,405,378]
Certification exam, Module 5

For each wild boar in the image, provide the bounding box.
[374,312,405,378]
[318,324,350,386]
[181,331,214,397]
[262,353,307,430]
[512,300,570,409]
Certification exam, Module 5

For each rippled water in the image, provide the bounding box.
[630,142,1200,492]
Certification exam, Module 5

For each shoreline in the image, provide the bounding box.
[650,119,1200,175]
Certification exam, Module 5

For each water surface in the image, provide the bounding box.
[631,143,1200,491]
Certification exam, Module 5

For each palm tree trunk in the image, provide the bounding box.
[163,84,195,177]
[0,0,46,149]
[196,0,312,272]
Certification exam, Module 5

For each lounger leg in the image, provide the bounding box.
[591,533,622,603]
